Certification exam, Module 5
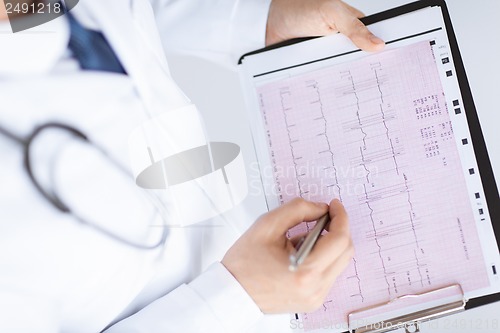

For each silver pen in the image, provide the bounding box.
[289,212,330,271]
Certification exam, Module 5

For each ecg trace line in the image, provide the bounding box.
[280,89,303,197]
[351,257,365,302]
[280,89,314,233]
[359,146,371,183]
[380,104,390,141]
[322,300,333,312]
[389,139,400,175]
[373,67,385,104]
[373,67,401,176]
[404,173,420,250]
[343,70,367,150]
[308,81,343,200]
[414,249,424,287]
[364,183,391,297]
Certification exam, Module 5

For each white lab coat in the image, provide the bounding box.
[0,0,286,332]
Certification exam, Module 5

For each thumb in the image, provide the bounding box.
[322,0,385,52]
[339,16,385,52]
[263,198,329,238]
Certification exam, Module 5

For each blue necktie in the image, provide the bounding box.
[67,12,126,74]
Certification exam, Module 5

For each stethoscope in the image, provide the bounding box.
[0,122,169,250]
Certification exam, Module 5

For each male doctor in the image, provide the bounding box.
[0,0,384,332]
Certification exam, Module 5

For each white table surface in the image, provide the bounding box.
[166,0,499,331]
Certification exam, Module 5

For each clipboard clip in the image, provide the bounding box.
[348,284,467,333]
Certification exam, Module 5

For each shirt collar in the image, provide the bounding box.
[0,14,70,77]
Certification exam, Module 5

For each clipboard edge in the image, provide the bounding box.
[346,284,466,333]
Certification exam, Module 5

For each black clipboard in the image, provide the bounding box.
[239,0,500,329]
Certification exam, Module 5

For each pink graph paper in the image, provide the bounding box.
[256,41,489,330]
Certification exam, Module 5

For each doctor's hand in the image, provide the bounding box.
[266,0,385,52]
[222,198,354,313]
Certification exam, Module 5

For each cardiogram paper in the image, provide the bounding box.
[255,40,490,331]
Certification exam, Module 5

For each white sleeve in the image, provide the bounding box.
[104,262,263,333]
[149,0,272,65]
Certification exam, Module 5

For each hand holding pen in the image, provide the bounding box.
[289,211,331,271]
[222,198,353,313]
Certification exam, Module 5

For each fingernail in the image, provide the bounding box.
[315,201,328,208]
[370,34,385,45]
